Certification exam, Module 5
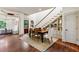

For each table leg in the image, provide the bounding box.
[41,34,43,43]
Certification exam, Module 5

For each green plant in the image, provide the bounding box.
[0,21,6,28]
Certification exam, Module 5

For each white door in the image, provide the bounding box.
[64,14,76,43]
[75,14,79,45]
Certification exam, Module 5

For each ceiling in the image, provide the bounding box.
[0,7,52,15]
[63,7,79,14]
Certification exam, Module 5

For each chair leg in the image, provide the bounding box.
[49,37,53,43]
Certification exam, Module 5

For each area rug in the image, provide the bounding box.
[20,34,58,52]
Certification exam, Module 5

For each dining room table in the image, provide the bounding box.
[37,29,48,43]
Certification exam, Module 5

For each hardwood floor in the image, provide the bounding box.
[47,39,79,52]
[0,35,39,52]
[0,35,21,52]
[0,35,79,52]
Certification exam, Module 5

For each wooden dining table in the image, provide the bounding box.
[37,29,48,43]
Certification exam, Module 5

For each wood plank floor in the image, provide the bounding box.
[0,35,79,52]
